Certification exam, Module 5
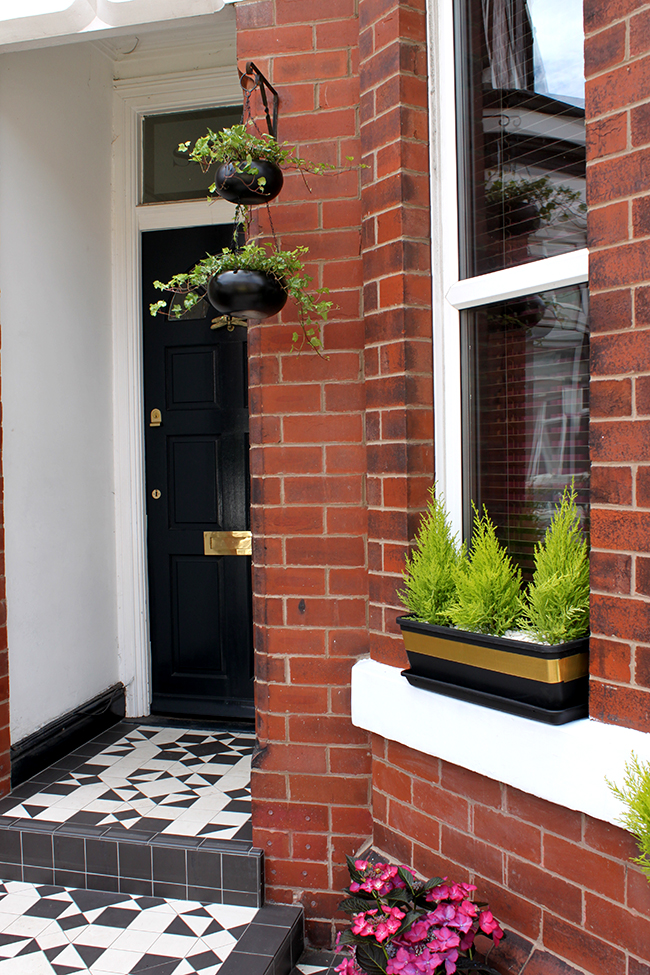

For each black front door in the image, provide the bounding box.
[141,226,253,720]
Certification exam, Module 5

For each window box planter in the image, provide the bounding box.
[397,614,589,725]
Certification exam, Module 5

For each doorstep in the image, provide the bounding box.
[0,721,262,906]
[0,722,306,975]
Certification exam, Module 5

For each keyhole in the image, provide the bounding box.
[152,489,161,500]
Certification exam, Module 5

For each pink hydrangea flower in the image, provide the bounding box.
[341,859,503,975]
[479,910,504,945]
[432,927,460,952]
[335,958,362,975]
[387,946,443,975]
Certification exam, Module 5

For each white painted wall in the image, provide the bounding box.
[0,42,119,742]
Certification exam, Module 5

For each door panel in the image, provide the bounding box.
[141,225,253,719]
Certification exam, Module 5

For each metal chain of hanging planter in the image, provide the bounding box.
[150,60,337,354]
[209,62,286,333]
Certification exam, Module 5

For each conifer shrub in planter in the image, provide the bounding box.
[397,487,589,724]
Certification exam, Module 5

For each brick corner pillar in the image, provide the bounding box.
[236,0,372,947]
[359,0,434,669]
[585,0,650,732]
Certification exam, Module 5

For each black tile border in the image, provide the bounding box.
[292,950,344,975]
[220,905,303,975]
[0,823,263,907]
[10,685,126,788]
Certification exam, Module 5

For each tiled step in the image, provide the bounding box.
[0,722,262,909]
[293,949,342,975]
[0,879,304,975]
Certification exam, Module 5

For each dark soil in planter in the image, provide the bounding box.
[207,269,287,321]
[397,615,589,724]
[214,160,284,205]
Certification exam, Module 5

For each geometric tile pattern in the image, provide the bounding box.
[3,727,255,842]
[294,950,344,975]
[0,879,258,974]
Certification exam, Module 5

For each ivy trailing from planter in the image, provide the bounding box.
[178,123,336,209]
[150,241,332,354]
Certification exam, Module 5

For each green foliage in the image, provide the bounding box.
[448,506,522,637]
[607,752,650,882]
[179,124,334,182]
[520,486,589,645]
[150,241,332,353]
[485,174,587,223]
[399,489,465,626]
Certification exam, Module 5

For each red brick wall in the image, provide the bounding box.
[237,0,650,966]
[360,0,433,671]
[372,736,650,974]
[236,0,433,944]
[586,0,650,732]
[236,0,372,946]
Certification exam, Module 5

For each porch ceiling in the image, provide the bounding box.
[0,0,242,51]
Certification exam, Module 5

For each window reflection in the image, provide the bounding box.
[463,284,589,576]
[457,0,586,277]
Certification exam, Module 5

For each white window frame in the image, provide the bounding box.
[428,0,589,538]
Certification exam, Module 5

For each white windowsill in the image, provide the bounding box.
[351,658,650,826]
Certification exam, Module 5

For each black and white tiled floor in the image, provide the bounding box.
[2,726,255,843]
[294,951,343,975]
[0,880,257,974]
[0,724,308,974]
[0,723,262,906]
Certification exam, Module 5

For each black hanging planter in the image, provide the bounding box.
[397,615,589,725]
[214,160,284,206]
[501,294,546,329]
[207,269,288,321]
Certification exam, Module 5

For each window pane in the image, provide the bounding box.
[142,106,242,204]
[462,283,589,576]
[456,0,586,278]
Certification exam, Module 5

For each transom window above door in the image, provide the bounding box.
[141,105,241,204]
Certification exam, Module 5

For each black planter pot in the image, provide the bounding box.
[207,269,288,321]
[501,295,546,329]
[397,615,589,725]
[214,159,284,205]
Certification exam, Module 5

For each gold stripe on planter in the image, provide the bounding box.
[401,631,588,684]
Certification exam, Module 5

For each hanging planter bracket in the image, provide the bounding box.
[239,61,280,139]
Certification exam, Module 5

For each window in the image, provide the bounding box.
[432,0,588,562]
[142,106,241,204]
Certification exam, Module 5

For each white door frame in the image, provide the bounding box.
[112,68,240,716]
